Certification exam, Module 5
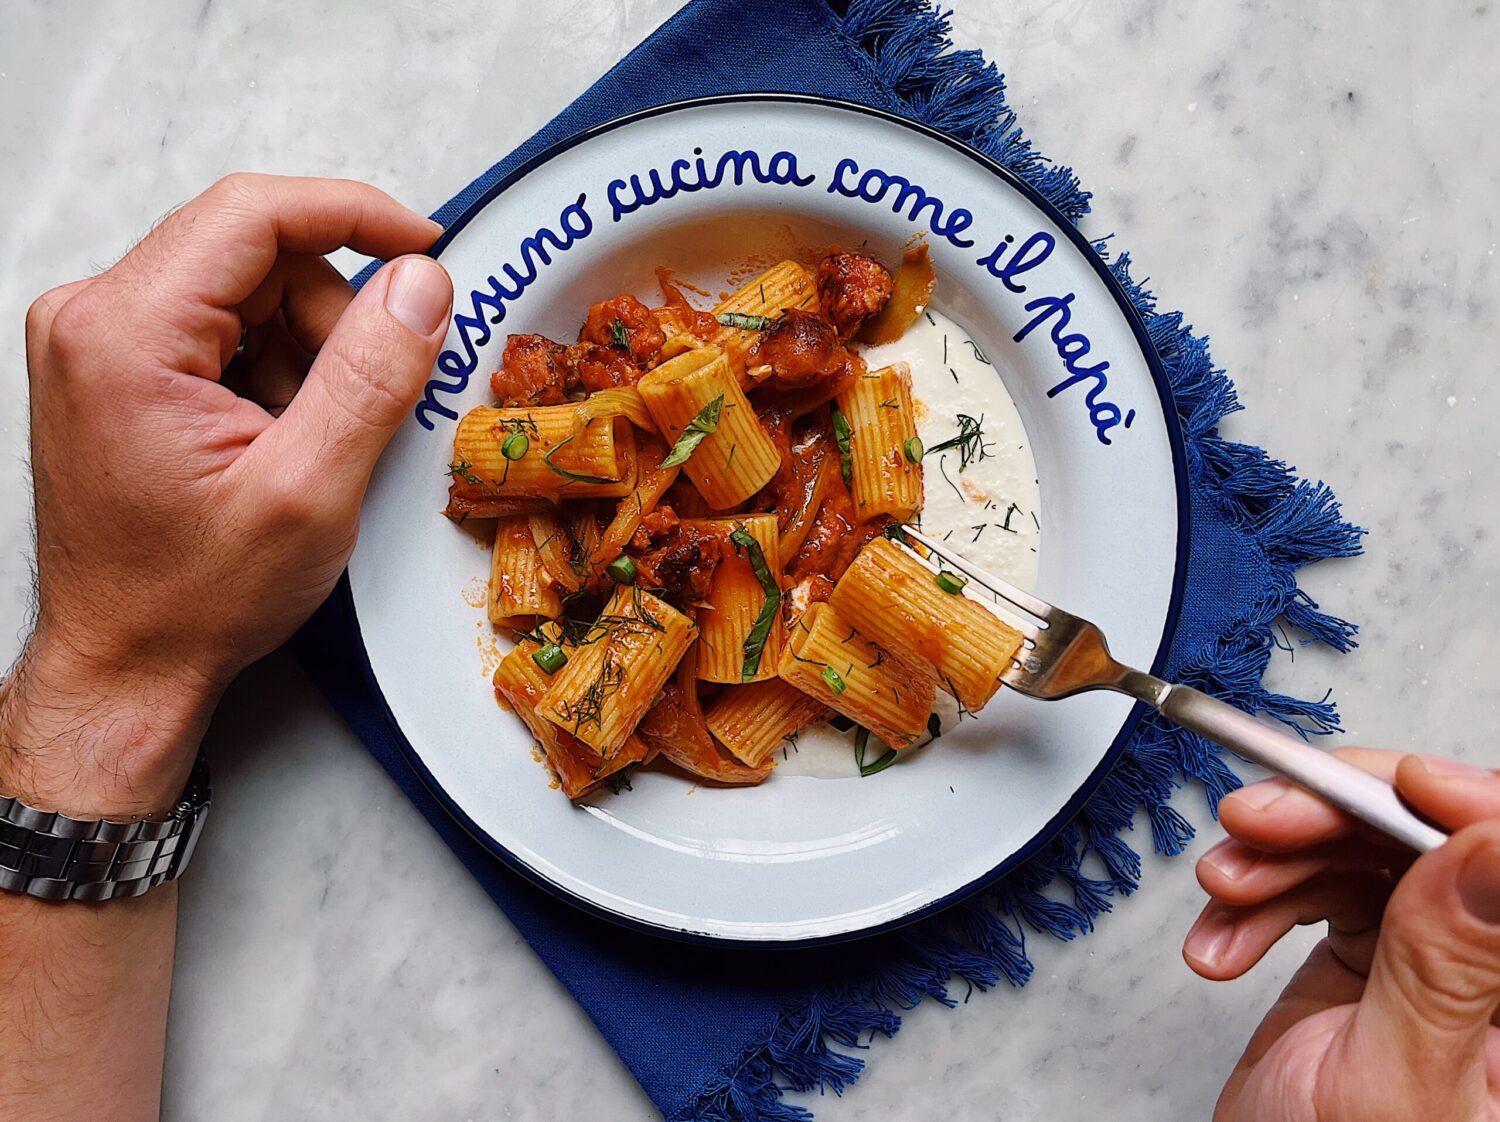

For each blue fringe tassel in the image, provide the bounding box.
[677,2,1366,1118]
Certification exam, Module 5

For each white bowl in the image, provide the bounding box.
[348,96,1187,943]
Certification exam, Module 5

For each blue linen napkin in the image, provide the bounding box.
[291,2,1365,1118]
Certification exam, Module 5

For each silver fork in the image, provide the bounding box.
[900,526,1445,853]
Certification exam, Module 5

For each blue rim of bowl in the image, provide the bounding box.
[346,92,1192,946]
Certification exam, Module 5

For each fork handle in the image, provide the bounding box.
[1153,683,1447,853]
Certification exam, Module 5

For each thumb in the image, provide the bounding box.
[1348,821,1500,1114]
[263,253,451,486]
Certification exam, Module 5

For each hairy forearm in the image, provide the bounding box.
[0,888,177,1122]
[2,172,445,1122]
[0,628,218,817]
[0,632,219,1122]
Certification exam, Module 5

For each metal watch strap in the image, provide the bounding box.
[0,755,211,901]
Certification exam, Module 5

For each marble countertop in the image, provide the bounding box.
[2,2,1496,1118]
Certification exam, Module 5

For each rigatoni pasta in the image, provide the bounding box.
[447,241,1029,800]
[710,261,818,382]
[659,261,819,382]
[539,586,697,758]
[636,648,773,785]
[778,602,935,750]
[836,362,923,523]
[447,405,638,509]
[693,515,784,684]
[493,633,649,800]
[828,537,1023,712]
[706,678,831,767]
[488,516,562,627]
[637,347,781,508]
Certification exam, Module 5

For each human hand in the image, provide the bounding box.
[1185,748,1500,1122]
[0,174,452,817]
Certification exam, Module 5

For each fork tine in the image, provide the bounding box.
[898,526,1055,622]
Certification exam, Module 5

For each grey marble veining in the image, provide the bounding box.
[1,2,1496,1119]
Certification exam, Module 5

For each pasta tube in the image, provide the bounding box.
[448,405,637,507]
[835,363,923,523]
[828,537,1024,711]
[539,587,697,757]
[692,515,784,684]
[661,261,818,383]
[705,678,831,768]
[637,347,780,509]
[488,516,562,627]
[636,648,773,785]
[493,635,649,800]
[527,508,601,593]
[711,261,818,383]
[777,602,934,750]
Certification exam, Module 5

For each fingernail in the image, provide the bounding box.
[1416,755,1488,780]
[1229,782,1285,813]
[1185,910,1236,966]
[385,257,451,335]
[1200,839,1257,883]
[1457,840,1500,925]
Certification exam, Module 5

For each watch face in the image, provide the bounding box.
[348,96,1186,944]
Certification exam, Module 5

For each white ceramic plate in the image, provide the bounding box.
[348,96,1187,944]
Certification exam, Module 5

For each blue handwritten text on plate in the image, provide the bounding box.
[607,149,814,220]
[417,194,593,429]
[978,232,1135,445]
[826,158,976,248]
[419,147,1134,446]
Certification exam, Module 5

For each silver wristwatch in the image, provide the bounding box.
[0,755,211,901]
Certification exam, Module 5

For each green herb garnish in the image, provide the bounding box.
[557,654,624,735]
[446,458,483,486]
[935,570,967,595]
[561,515,591,574]
[730,527,782,682]
[821,665,847,695]
[626,584,664,632]
[830,402,853,485]
[604,765,636,793]
[902,436,924,464]
[562,585,665,649]
[532,643,568,675]
[660,394,724,468]
[610,318,631,348]
[501,432,530,461]
[925,413,991,473]
[543,434,617,485]
[853,726,898,777]
[606,555,637,585]
[716,312,777,331]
